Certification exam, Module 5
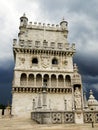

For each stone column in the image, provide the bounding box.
[42,77,43,87]
[63,77,64,87]
[42,88,47,109]
[72,87,75,110]
[27,74,28,86]
[56,77,58,88]
[83,92,88,109]
[37,93,42,110]
[32,99,35,110]
[0,109,2,118]
[49,76,51,87]
[34,75,36,87]
[64,77,65,87]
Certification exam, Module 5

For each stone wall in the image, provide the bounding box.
[12,92,73,118]
[84,111,98,123]
[31,111,75,124]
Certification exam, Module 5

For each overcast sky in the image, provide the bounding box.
[0,0,98,105]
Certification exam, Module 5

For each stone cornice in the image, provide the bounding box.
[14,68,74,74]
[12,87,72,94]
[13,46,75,56]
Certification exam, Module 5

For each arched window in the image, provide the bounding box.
[28,74,34,86]
[52,58,58,65]
[43,74,49,87]
[20,73,27,86]
[32,58,38,64]
[65,75,71,86]
[36,74,42,87]
[51,74,56,87]
[58,75,64,87]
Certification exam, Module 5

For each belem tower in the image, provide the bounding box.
[12,14,98,124]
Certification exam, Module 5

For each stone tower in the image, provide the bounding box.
[12,14,83,121]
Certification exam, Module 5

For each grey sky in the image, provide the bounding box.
[0,0,98,104]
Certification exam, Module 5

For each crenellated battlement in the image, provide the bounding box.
[13,38,76,53]
[18,14,69,52]
[13,13,74,52]
[11,14,98,124]
[19,14,68,32]
[26,21,67,31]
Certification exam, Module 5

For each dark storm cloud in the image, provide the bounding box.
[0,0,98,103]
[32,0,98,99]
[74,53,98,76]
[0,60,14,105]
[0,61,14,82]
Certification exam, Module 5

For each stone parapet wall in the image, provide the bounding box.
[84,111,98,123]
[31,111,75,124]
[32,111,98,124]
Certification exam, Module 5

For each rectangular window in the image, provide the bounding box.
[58,43,63,49]
[43,40,48,47]
[28,40,32,47]
[19,40,24,47]
[35,41,40,47]
[51,42,55,49]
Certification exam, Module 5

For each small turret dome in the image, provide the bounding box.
[20,13,28,27]
[60,18,68,31]
[88,90,98,105]
[88,90,98,110]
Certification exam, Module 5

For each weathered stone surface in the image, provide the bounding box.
[0,118,98,130]
[11,14,98,124]
[0,109,2,118]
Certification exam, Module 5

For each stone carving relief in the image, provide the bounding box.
[64,112,74,123]
[41,55,50,68]
[63,60,68,65]
[52,113,62,123]
[18,57,25,67]
[74,87,81,110]
[84,113,93,123]
[95,113,98,123]
[84,112,98,123]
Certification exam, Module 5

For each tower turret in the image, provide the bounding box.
[19,13,28,36]
[88,90,98,110]
[20,13,28,27]
[60,18,68,38]
[60,18,68,31]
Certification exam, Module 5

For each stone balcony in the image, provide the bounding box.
[72,79,81,85]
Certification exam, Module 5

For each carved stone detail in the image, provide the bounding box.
[95,113,98,123]
[41,55,50,68]
[74,87,82,110]
[64,112,74,123]
[84,113,93,123]
[18,57,25,66]
[52,113,62,123]
[84,112,98,123]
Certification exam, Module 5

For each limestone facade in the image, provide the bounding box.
[12,14,84,122]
